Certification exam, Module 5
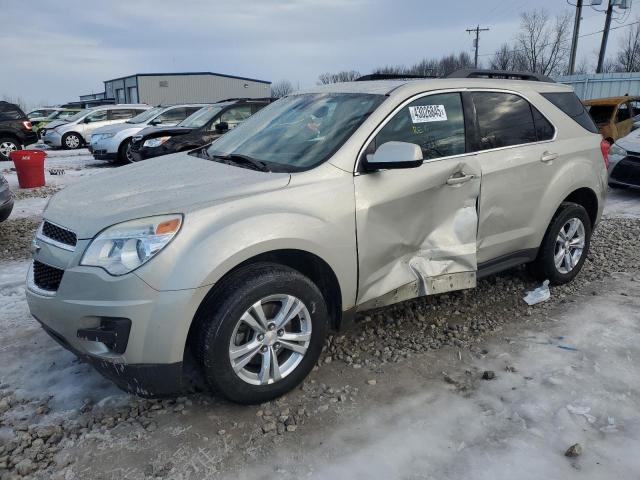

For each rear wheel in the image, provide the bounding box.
[527,202,592,285]
[62,132,82,150]
[195,263,329,404]
[0,137,19,161]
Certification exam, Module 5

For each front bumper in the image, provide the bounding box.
[26,251,210,396]
[609,152,640,188]
[90,137,119,161]
[42,130,63,148]
[22,131,39,147]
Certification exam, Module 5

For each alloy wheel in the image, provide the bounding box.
[65,135,80,149]
[554,218,585,274]
[228,294,312,386]
[0,141,18,159]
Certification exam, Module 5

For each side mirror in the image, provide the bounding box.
[215,121,229,132]
[363,141,423,171]
[149,119,161,126]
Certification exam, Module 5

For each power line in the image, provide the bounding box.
[477,19,640,58]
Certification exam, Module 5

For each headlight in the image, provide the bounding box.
[143,136,171,148]
[609,143,627,157]
[93,133,115,141]
[81,215,182,275]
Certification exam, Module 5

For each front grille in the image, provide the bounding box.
[42,221,77,247]
[33,261,64,291]
[611,157,640,186]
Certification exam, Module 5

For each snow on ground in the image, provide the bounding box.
[232,274,640,480]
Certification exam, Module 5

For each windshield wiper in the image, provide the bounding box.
[212,153,271,172]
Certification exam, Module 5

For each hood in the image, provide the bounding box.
[134,125,193,141]
[46,119,71,130]
[616,129,640,152]
[44,153,291,239]
[92,123,139,135]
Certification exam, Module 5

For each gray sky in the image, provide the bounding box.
[1,0,637,108]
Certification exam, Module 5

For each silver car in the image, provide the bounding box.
[26,75,607,403]
[90,104,208,163]
[41,104,149,150]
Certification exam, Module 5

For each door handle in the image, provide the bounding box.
[446,173,475,185]
[540,151,558,163]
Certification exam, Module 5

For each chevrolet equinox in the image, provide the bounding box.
[26,72,608,404]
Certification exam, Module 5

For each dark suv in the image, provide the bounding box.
[0,101,38,161]
[129,99,271,162]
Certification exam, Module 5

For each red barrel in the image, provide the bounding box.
[10,150,46,188]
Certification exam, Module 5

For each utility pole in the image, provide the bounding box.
[466,25,490,68]
[568,0,583,75]
[596,0,614,73]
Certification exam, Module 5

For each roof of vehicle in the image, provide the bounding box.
[583,96,639,106]
[298,78,574,97]
[87,104,149,110]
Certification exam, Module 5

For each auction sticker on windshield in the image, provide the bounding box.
[409,105,447,123]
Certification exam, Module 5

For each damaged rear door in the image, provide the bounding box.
[354,91,481,310]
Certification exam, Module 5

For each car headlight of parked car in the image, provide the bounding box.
[92,133,116,141]
[143,136,172,148]
[81,214,182,275]
[609,143,627,158]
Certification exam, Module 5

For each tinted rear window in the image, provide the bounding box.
[471,92,537,149]
[0,102,26,121]
[541,92,599,133]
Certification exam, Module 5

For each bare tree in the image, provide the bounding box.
[615,20,640,72]
[574,56,592,75]
[317,70,361,84]
[371,52,473,78]
[271,79,294,98]
[489,43,527,71]
[516,9,571,76]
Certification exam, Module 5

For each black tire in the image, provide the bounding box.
[62,132,83,150]
[194,262,329,404]
[527,202,592,285]
[117,138,133,164]
[0,137,20,161]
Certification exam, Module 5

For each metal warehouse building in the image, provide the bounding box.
[102,72,271,105]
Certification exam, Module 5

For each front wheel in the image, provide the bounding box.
[62,132,82,150]
[195,263,329,404]
[118,138,134,164]
[527,202,592,285]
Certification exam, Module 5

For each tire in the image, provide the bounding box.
[117,138,134,164]
[195,262,329,404]
[62,132,82,150]
[0,137,20,161]
[527,202,592,285]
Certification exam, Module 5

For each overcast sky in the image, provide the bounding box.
[1,0,637,108]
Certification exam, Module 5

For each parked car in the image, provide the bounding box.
[27,108,59,123]
[0,101,38,161]
[0,173,13,222]
[41,104,149,150]
[607,128,640,189]
[584,96,640,143]
[26,73,607,404]
[129,99,269,162]
[32,109,81,136]
[89,104,206,163]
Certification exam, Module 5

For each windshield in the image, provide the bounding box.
[179,105,223,128]
[127,106,164,124]
[65,109,90,122]
[205,93,384,172]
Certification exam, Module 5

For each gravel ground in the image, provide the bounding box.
[1,210,639,479]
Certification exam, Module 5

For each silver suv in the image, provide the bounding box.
[89,104,207,163]
[26,72,608,404]
[41,104,149,149]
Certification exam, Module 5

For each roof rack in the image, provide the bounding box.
[356,73,435,81]
[446,69,555,83]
